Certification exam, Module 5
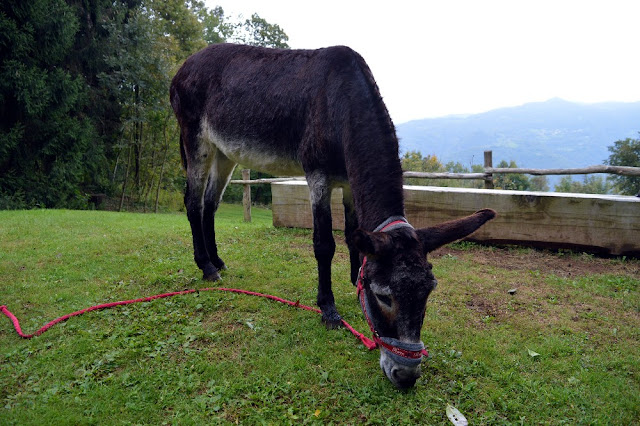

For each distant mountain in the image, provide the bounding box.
[395,99,640,183]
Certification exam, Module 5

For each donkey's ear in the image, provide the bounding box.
[353,229,393,257]
[416,209,496,253]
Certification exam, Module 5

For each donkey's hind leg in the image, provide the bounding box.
[341,185,360,285]
[183,124,235,281]
[201,150,236,276]
[184,163,217,280]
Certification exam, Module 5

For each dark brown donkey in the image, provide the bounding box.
[170,43,495,388]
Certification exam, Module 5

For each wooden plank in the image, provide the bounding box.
[271,181,640,256]
[271,182,345,229]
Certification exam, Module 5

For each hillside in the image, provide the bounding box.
[396,99,640,174]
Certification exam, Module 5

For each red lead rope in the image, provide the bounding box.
[0,287,378,350]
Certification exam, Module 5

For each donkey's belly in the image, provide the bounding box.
[200,118,304,176]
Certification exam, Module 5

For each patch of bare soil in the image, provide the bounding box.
[432,245,640,278]
[429,244,640,336]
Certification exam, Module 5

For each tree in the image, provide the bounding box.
[100,0,194,211]
[0,0,109,208]
[401,150,425,173]
[401,151,445,186]
[554,175,614,194]
[0,0,291,210]
[530,175,549,192]
[148,0,206,60]
[104,2,291,210]
[200,6,234,44]
[401,150,492,189]
[605,135,640,195]
[493,160,531,191]
[234,13,289,48]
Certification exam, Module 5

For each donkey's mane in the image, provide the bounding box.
[351,51,399,146]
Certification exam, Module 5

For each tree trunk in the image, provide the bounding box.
[119,145,133,212]
[155,117,171,213]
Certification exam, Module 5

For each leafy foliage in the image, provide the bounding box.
[233,13,290,48]
[0,0,289,210]
[493,160,531,191]
[606,135,640,195]
[402,150,484,188]
[0,0,107,208]
[401,151,550,191]
[554,175,614,194]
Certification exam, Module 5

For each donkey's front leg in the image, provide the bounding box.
[308,173,341,329]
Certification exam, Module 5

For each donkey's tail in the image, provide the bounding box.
[169,80,188,170]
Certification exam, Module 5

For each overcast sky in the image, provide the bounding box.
[205,0,640,124]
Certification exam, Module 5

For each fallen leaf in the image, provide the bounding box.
[446,404,468,426]
[527,348,540,358]
[314,409,321,417]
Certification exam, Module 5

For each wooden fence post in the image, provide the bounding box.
[242,169,251,222]
[484,150,494,189]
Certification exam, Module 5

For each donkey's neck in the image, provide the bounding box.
[345,136,406,231]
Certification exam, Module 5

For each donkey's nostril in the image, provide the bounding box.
[391,368,419,389]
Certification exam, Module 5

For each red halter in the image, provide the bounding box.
[356,219,429,360]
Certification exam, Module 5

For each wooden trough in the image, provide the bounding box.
[271,181,640,256]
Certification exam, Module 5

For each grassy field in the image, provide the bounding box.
[0,206,638,424]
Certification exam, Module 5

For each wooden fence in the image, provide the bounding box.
[228,151,640,255]
[270,182,640,256]
[230,151,640,219]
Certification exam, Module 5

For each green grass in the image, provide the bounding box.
[1,205,638,424]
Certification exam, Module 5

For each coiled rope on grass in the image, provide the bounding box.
[1,286,378,350]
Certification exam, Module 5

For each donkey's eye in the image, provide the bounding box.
[375,293,393,307]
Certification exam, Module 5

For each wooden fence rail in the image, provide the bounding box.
[271,182,640,256]
[402,166,640,179]
[228,150,640,221]
[485,165,640,176]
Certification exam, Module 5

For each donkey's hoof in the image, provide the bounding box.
[202,265,222,282]
[203,271,221,281]
[321,313,343,330]
[213,257,227,271]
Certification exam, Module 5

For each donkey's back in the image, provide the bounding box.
[170,43,372,176]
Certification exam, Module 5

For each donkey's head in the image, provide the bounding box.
[353,209,496,388]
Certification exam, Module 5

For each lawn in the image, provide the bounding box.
[1,205,638,424]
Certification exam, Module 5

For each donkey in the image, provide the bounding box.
[170,43,495,388]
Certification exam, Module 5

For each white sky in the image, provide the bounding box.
[205,0,640,124]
